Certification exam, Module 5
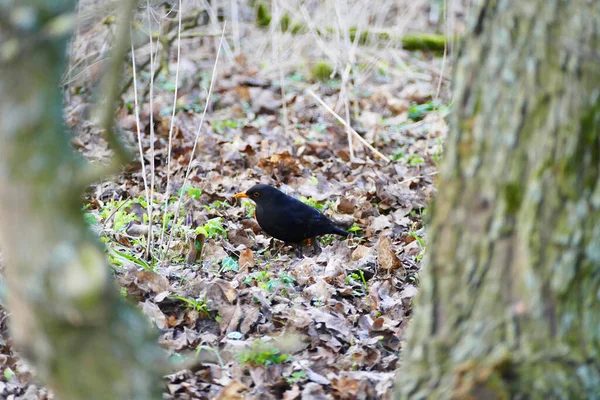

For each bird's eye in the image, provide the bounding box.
[253,192,260,198]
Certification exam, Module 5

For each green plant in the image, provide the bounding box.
[348,223,362,234]
[408,99,441,121]
[180,185,202,201]
[410,208,428,218]
[311,61,334,82]
[409,231,426,262]
[407,272,420,284]
[236,340,290,366]
[298,197,335,213]
[212,118,245,134]
[4,367,15,380]
[241,199,256,219]
[244,270,269,285]
[256,1,272,27]
[220,257,239,273]
[107,245,153,271]
[391,145,408,161]
[285,370,307,385]
[83,212,99,226]
[203,200,230,212]
[318,235,336,246]
[311,123,328,133]
[243,271,295,292]
[346,270,368,295]
[99,199,137,231]
[407,154,425,166]
[196,345,225,369]
[196,217,227,239]
[170,295,210,317]
[299,196,323,211]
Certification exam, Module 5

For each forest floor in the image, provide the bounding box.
[0,1,462,398]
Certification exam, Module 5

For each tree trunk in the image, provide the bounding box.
[396,1,600,398]
[0,2,163,399]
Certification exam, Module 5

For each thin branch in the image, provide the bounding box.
[130,30,151,257]
[306,89,391,163]
[76,0,137,188]
[434,0,449,102]
[158,0,183,257]
[146,0,158,260]
[397,171,439,185]
[162,23,226,260]
[98,0,137,165]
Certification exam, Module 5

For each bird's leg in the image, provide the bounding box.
[310,237,322,255]
[270,240,286,258]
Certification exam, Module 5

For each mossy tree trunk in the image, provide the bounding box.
[0,2,163,399]
[396,1,599,398]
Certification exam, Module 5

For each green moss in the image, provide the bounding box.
[280,13,291,32]
[291,23,306,35]
[402,33,447,52]
[256,1,271,27]
[580,100,600,143]
[349,27,369,45]
[311,61,334,82]
[504,182,524,214]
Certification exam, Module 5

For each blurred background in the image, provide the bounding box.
[1,1,474,399]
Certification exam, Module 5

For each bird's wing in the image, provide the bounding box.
[286,197,334,236]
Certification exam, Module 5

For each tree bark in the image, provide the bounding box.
[0,2,163,399]
[396,1,600,398]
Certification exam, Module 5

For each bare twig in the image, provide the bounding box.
[397,171,439,185]
[145,0,159,260]
[98,0,137,165]
[158,0,183,256]
[76,0,137,187]
[435,0,449,102]
[306,89,391,163]
[130,29,151,258]
[162,23,227,260]
[273,0,291,141]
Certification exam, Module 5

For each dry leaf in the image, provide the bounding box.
[377,235,400,270]
[141,300,168,329]
[215,381,248,400]
[238,248,254,271]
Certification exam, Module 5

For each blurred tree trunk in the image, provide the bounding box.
[396,1,599,399]
[0,2,163,399]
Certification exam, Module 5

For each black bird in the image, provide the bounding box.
[234,184,348,255]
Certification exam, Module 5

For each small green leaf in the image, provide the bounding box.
[4,367,15,380]
[221,257,238,272]
[83,213,98,226]
[348,223,362,233]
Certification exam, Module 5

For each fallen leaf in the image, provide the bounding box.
[215,381,248,400]
[238,248,254,271]
[377,236,400,270]
[141,300,168,329]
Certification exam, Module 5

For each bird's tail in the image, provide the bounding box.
[329,225,350,237]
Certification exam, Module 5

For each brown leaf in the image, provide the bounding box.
[351,245,374,261]
[136,270,170,293]
[141,300,168,329]
[238,248,254,271]
[214,381,248,400]
[366,215,393,237]
[186,232,205,264]
[377,236,400,270]
[337,197,356,214]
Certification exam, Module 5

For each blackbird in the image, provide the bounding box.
[234,184,348,255]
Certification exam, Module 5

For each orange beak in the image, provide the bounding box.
[234,192,249,199]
